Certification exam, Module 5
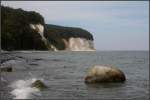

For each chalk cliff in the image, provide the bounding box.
[1,6,95,51]
[45,24,95,51]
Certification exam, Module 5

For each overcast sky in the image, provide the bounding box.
[1,1,149,50]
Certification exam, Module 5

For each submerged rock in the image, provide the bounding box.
[85,65,126,84]
[0,66,12,72]
[31,80,47,90]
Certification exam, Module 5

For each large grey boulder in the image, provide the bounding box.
[85,65,126,84]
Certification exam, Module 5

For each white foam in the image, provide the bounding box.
[11,87,40,99]
[9,78,43,99]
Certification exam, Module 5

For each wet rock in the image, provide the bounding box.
[31,80,47,90]
[29,63,38,66]
[0,66,12,72]
[85,65,126,84]
[33,58,43,61]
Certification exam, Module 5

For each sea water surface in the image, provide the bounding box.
[0,51,149,99]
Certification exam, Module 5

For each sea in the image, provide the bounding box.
[0,51,149,99]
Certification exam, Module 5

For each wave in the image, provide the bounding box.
[9,78,43,99]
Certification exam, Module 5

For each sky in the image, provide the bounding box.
[1,1,149,50]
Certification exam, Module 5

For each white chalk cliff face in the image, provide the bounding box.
[30,24,53,50]
[63,38,95,51]
[30,24,45,41]
[30,24,95,51]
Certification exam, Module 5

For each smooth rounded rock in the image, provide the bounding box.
[85,65,126,84]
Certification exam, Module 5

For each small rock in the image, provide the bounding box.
[85,65,126,84]
[31,80,47,90]
[0,66,12,72]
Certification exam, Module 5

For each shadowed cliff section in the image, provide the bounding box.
[1,6,95,51]
[1,6,48,50]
